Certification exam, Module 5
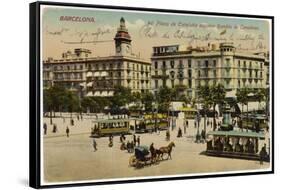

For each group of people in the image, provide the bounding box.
[120,134,141,153]
[43,123,71,137]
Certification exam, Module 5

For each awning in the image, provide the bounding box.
[86,82,93,87]
[101,91,108,97]
[94,72,100,77]
[94,91,101,96]
[79,82,86,87]
[108,91,114,96]
[100,71,108,77]
[86,91,93,97]
[238,101,266,112]
[207,130,265,138]
[86,72,92,77]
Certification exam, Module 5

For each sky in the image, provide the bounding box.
[41,5,270,61]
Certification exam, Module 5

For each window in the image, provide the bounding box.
[162,61,166,69]
[238,60,241,68]
[179,60,183,69]
[170,60,175,69]
[171,80,175,88]
[198,70,201,77]
[205,60,209,68]
[188,79,192,88]
[188,70,192,78]
[213,70,217,77]
[188,59,192,68]
[213,60,217,67]
[155,80,158,88]
[243,61,246,68]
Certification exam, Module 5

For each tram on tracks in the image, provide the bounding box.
[205,130,269,161]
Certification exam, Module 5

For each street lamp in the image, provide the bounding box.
[195,112,201,143]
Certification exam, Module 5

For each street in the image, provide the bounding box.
[43,114,269,183]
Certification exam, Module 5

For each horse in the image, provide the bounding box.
[157,142,175,160]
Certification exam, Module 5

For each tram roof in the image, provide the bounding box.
[93,118,143,123]
[207,130,265,138]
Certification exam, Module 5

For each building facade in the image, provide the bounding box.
[43,17,151,97]
[151,42,269,98]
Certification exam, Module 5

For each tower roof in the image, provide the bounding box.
[114,17,131,42]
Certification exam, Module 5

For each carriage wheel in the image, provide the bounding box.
[129,155,137,167]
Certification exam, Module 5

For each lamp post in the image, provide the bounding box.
[195,112,201,143]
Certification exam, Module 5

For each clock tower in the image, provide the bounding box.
[114,17,132,56]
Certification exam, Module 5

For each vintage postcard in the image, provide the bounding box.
[31,2,273,187]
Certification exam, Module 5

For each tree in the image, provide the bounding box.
[81,97,96,113]
[236,88,250,130]
[43,85,68,124]
[197,85,212,133]
[210,84,226,131]
[110,86,132,108]
[254,88,266,110]
[65,91,79,119]
[141,91,154,112]
[157,86,174,113]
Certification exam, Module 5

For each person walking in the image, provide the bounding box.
[93,138,97,151]
[43,123,47,135]
[166,130,170,141]
[66,126,70,137]
[52,124,57,133]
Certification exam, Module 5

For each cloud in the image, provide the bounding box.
[125,19,146,30]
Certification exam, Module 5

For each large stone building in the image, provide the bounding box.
[151,42,269,98]
[43,17,151,97]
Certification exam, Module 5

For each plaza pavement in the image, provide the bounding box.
[42,113,269,183]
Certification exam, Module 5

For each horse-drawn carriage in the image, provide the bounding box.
[129,146,153,168]
[129,142,176,168]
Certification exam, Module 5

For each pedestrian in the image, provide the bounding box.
[137,136,140,146]
[177,127,182,137]
[77,115,79,121]
[120,134,123,143]
[166,130,170,141]
[93,138,97,151]
[43,123,47,135]
[66,126,70,137]
[52,124,57,133]
[194,120,196,128]
[109,135,113,147]
[71,118,74,126]
[259,144,267,165]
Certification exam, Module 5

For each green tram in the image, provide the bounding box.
[180,107,197,119]
[239,114,268,132]
[135,113,169,133]
[205,130,268,161]
[91,119,132,137]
